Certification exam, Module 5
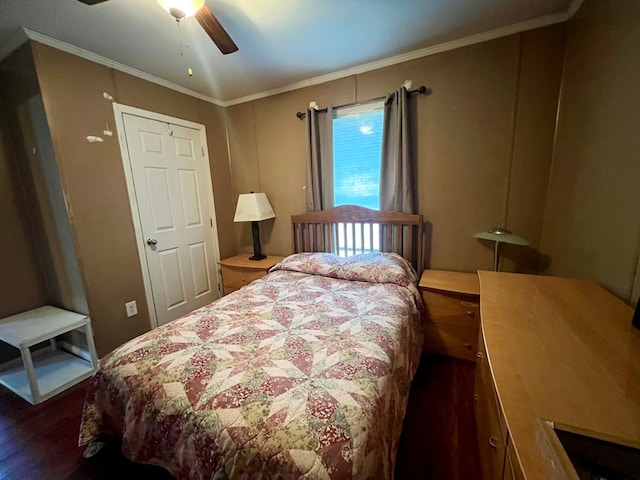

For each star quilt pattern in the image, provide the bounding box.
[80,253,423,479]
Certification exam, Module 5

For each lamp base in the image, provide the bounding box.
[250,221,266,261]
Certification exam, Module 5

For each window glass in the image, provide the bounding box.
[332,101,384,256]
[332,102,384,210]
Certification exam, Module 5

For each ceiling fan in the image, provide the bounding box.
[77,0,238,55]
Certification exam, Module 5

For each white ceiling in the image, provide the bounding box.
[0,0,575,104]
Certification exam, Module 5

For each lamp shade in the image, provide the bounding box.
[233,193,276,222]
[473,226,529,246]
[473,226,529,271]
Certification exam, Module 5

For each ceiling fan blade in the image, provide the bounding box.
[195,5,238,55]
[77,0,110,4]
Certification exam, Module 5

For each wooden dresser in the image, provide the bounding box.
[219,254,285,295]
[476,271,640,479]
[419,270,480,361]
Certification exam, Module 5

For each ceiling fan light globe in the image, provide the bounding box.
[157,0,204,19]
[168,7,186,20]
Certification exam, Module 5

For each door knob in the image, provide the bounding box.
[146,238,158,246]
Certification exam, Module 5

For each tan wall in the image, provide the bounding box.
[227,77,355,255]
[0,101,48,320]
[0,47,49,323]
[1,44,91,316]
[541,0,640,303]
[227,25,565,273]
[0,106,50,364]
[2,47,82,318]
[0,44,86,362]
[30,42,235,355]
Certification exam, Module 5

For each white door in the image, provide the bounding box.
[122,113,220,326]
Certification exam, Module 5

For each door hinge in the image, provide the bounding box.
[201,146,205,157]
[210,218,213,227]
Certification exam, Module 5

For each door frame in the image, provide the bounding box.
[113,103,222,329]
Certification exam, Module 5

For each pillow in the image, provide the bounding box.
[271,252,418,287]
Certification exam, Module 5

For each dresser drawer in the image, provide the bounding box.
[221,266,267,295]
[423,323,478,361]
[504,440,525,480]
[475,329,508,479]
[423,290,480,328]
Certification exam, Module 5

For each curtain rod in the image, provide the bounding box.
[296,85,431,120]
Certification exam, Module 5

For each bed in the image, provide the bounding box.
[79,205,425,479]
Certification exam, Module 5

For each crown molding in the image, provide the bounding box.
[223,11,569,106]
[0,29,29,63]
[567,0,585,18]
[13,5,578,109]
[23,28,225,107]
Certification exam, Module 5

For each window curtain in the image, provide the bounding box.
[305,107,334,211]
[380,87,418,264]
[380,87,416,214]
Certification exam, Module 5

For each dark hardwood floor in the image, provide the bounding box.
[396,355,482,480]
[0,355,480,479]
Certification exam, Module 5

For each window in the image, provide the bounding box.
[331,101,384,256]
[332,101,384,209]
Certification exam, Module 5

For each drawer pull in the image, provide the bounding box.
[488,437,499,448]
[464,343,472,350]
[473,393,479,401]
[466,310,475,317]
[476,352,484,358]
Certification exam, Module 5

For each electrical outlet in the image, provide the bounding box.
[125,300,138,317]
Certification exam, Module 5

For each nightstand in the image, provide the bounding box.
[219,254,285,295]
[419,269,480,361]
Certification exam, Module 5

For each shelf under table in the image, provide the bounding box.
[0,306,98,404]
[0,347,95,404]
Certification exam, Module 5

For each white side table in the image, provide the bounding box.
[0,305,98,404]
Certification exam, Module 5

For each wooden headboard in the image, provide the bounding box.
[291,205,424,272]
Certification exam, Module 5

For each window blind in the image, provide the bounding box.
[332,101,384,210]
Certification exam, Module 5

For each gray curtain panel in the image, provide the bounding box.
[380,87,417,214]
[305,107,333,211]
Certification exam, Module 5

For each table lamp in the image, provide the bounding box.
[473,226,529,271]
[233,193,276,260]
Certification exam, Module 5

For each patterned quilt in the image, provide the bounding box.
[79,252,424,479]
